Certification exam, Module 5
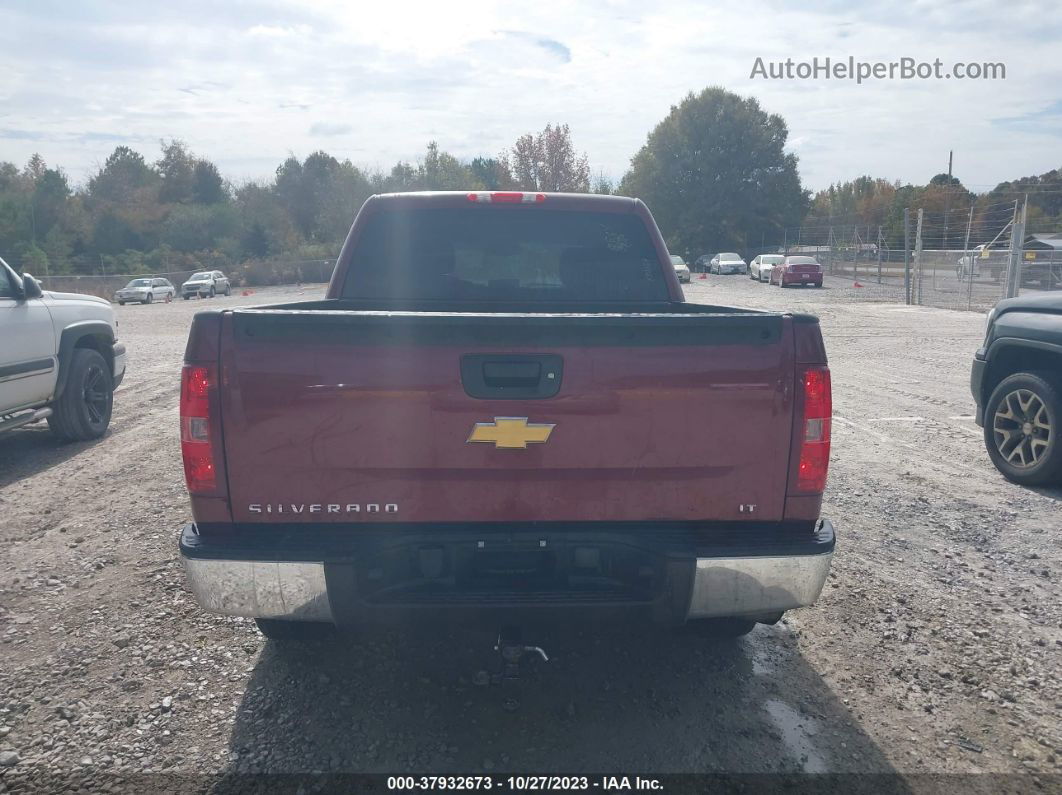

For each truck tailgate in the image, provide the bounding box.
[217,309,796,524]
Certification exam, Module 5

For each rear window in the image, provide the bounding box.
[341,208,668,302]
[788,256,818,265]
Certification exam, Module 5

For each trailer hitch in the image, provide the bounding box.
[489,625,548,709]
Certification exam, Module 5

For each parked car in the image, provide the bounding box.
[114,277,175,305]
[709,252,747,275]
[971,293,1062,485]
[771,256,824,288]
[750,254,785,283]
[177,191,835,643]
[0,257,126,440]
[181,271,231,299]
[670,254,691,283]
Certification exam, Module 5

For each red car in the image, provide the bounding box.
[771,256,823,288]
[177,191,834,644]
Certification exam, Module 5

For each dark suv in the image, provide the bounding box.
[972,293,1062,485]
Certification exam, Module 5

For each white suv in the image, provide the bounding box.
[0,257,127,440]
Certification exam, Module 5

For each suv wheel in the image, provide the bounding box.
[48,348,114,441]
[143,292,153,304]
[255,618,337,641]
[984,372,1062,485]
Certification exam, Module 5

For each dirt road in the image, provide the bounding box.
[0,280,1059,792]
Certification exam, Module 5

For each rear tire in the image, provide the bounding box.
[983,372,1062,485]
[255,618,337,641]
[48,348,113,442]
[684,617,757,639]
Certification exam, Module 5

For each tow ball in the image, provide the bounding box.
[489,626,548,709]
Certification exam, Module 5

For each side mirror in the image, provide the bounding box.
[22,273,43,299]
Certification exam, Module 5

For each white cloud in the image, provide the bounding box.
[0,0,1058,192]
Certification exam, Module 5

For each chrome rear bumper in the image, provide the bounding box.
[686,552,832,619]
[180,523,834,624]
[183,557,334,622]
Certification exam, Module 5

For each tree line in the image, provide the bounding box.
[1,85,1056,283]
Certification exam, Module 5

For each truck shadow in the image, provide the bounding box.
[214,621,910,790]
[0,424,100,489]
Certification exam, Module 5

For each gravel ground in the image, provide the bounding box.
[0,279,1059,793]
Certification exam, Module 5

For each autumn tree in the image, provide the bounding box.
[508,123,590,192]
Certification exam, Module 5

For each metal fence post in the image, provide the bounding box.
[1005,198,1027,299]
[914,209,924,305]
[826,226,834,275]
[962,206,974,310]
[876,226,883,284]
[903,208,911,304]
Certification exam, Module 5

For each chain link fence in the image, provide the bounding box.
[769,200,1060,311]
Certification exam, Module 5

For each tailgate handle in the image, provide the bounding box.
[483,361,541,387]
[461,354,563,400]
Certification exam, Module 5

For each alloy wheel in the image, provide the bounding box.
[82,365,109,426]
[993,388,1051,468]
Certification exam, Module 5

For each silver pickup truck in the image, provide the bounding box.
[0,257,126,440]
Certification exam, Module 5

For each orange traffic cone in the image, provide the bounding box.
[853,281,864,288]
[242,289,255,296]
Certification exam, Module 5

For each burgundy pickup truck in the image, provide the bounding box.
[178,191,834,642]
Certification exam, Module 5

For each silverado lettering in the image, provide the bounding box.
[248,504,400,514]
[177,191,836,642]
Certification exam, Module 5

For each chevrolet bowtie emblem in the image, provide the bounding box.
[467,417,556,449]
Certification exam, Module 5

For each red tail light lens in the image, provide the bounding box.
[180,364,216,493]
[797,367,832,492]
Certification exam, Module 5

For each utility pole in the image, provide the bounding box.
[903,208,911,304]
[826,226,835,275]
[914,208,925,305]
[783,228,788,256]
[945,150,953,243]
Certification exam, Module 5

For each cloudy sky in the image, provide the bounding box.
[0,0,1059,192]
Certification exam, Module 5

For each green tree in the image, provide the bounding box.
[89,146,157,203]
[192,160,227,204]
[620,87,808,255]
[418,141,481,190]
[157,140,196,204]
[161,204,238,252]
[32,168,71,240]
[469,156,514,190]
[275,151,345,239]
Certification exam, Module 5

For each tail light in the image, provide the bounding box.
[467,192,546,204]
[795,366,832,492]
[180,364,217,493]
